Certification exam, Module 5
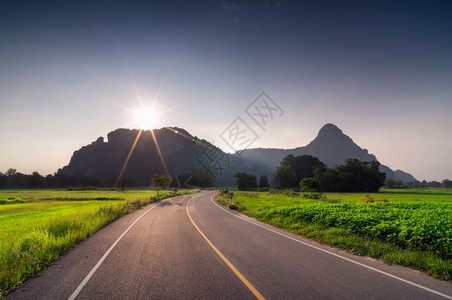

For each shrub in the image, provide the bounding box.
[303,192,325,200]
[228,203,239,210]
[269,189,300,197]
[0,198,24,205]
[364,196,374,203]
[219,189,234,199]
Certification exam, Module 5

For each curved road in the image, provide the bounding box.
[8,191,452,299]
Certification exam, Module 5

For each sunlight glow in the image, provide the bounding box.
[135,107,158,130]
[112,70,175,188]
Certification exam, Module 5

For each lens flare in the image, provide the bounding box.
[135,107,157,130]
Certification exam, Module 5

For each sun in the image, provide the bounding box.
[134,106,158,130]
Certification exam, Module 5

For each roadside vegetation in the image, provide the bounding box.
[0,188,197,297]
[216,188,452,281]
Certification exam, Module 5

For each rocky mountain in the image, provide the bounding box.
[58,127,263,186]
[59,124,416,186]
[239,123,416,183]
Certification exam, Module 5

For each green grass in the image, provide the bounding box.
[216,189,452,281]
[0,189,198,297]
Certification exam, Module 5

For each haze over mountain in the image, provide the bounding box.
[59,123,415,186]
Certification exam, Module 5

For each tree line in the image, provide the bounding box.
[0,169,110,189]
[0,166,225,189]
[273,154,386,192]
[2,162,451,191]
[233,173,269,190]
[234,154,452,192]
[385,178,452,189]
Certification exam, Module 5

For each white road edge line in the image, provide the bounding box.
[68,197,174,300]
[210,194,452,300]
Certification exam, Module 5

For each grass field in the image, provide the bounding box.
[216,188,452,281]
[0,189,196,297]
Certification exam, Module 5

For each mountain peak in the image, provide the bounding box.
[298,123,378,168]
[310,123,352,147]
[318,123,343,137]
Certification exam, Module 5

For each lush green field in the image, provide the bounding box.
[0,189,196,297]
[217,189,452,280]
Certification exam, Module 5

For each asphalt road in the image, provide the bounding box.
[8,191,452,299]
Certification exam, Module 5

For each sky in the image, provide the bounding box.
[0,0,451,181]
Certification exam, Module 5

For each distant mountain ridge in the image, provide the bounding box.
[59,124,416,186]
[240,123,415,182]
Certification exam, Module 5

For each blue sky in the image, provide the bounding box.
[0,0,451,181]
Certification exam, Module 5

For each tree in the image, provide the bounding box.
[442,179,452,188]
[280,155,326,180]
[44,174,54,188]
[259,175,269,188]
[315,159,385,192]
[176,168,215,188]
[299,178,320,192]
[188,168,215,188]
[427,181,441,188]
[385,178,402,189]
[315,167,340,192]
[273,165,298,188]
[0,169,109,188]
[0,172,6,188]
[151,173,172,200]
[234,172,257,190]
[26,171,43,188]
[121,179,127,191]
[5,169,26,188]
[275,154,326,188]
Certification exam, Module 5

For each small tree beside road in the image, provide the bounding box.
[151,173,172,200]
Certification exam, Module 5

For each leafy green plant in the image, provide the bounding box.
[266,202,451,259]
[222,189,452,280]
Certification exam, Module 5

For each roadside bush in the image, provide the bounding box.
[228,203,239,210]
[219,189,234,199]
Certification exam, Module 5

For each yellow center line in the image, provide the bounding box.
[186,194,265,300]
